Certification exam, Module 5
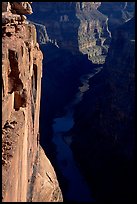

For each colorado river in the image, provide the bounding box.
[52,66,103,201]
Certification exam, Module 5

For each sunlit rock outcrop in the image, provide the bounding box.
[2,2,63,202]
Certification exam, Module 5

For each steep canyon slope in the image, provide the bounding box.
[26,2,135,203]
[27,1,112,153]
[70,16,135,202]
[2,2,63,202]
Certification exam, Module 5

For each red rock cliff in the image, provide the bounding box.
[2,2,63,202]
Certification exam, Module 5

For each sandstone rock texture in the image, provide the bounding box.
[28,2,111,64]
[10,2,33,14]
[2,2,63,202]
[29,146,63,202]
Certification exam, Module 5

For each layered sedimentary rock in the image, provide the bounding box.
[28,2,111,64]
[70,17,135,202]
[2,2,63,202]
[76,2,111,64]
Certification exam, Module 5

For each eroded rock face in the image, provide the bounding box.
[10,2,33,14]
[76,2,111,64]
[2,2,63,202]
[2,2,11,12]
[28,2,111,64]
[29,146,63,202]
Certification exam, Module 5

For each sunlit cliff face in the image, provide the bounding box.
[2,2,63,202]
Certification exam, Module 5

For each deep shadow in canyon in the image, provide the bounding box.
[28,2,136,203]
[69,17,136,203]
[39,43,98,201]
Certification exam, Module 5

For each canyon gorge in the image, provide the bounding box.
[2,2,135,203]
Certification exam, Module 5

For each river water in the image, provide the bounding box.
[52,66,103,201]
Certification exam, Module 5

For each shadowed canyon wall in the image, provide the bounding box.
[2,2,63,202]
[70,16,135,202]
[98,2,135,31]
[26,2,135,202]
[27,3,112,200]
[27,2,109,159]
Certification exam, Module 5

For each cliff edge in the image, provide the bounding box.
[2,2,63,202]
